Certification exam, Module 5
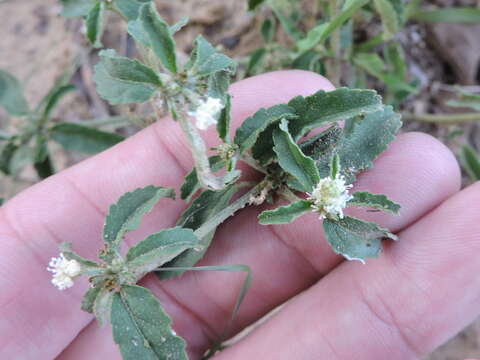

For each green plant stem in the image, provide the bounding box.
[177,112,228,190]
[84,115,137,127]
[402,112,480,124]
[327,0,342,86]
[193,181,266,239]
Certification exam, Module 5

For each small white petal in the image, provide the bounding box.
[308,175,353,219]
[189,97,224,130]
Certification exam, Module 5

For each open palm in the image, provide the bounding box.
[1,71,476,360]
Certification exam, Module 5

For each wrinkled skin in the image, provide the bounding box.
[1,71,478,360]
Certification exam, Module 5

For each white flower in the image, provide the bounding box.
[308,175,353,219]
[189,97,224,130]
[47,253,82,291]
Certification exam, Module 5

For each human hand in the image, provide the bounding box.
[1,71,475,360]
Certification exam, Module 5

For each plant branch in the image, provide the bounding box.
[177,112,228,190]
[402,112,480,124]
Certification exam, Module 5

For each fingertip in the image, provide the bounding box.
[397,132,461,194]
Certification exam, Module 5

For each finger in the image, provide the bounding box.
[0,70,333,359]
[58,131,460,359]
[213,182,480,360]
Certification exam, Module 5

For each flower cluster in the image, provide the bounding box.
[47,253,82,290]
[308,175,353,220]
[189,97,224,130]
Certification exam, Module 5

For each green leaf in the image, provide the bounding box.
[94,288,115,327]
[86,1,106,48]
[9,145,33,177]
[159,185,239,279]
[60,0,97,17]
[248,0,266,11]
[354,53,417,94]
[114,0,152,21]
[0,141,18,175]
[103,186,175,247]
[323,216,398,263]
[460,145,480,181]
[373,0,399,40]
[271,5,303,41]
[330,153,340,179]
[0,69,29,116]
[258,200,312,225]
[297,0,369,51]
[111,285,187,360]
[348,192,400,214]
[447,90,480,111]
[322,106,402,182]
[246,48,267,76]
[98,49,162,86]
[81,286,102,314]
[234,104,297,154]
[94,62,158,105]
[126,227,198,277]
[261,18,276,43]
[40,84,76,120]
[297,23,329,54]
[287,88,383,140]
[180,156,226,201]
[217,95,232,143]
[33,136,54,179]
[273,119,320,193]
[139,3,177,73]
[187,35,236,77]
[291,51,324,74]
[50,122,124,154]
[207,70,231,102]
[299,125,342,160]
[411,7,480,24]
[170,16,189,34]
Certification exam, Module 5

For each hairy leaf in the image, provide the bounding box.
[126,227,198,277]
[94,62,158,105]
[114,0,152,21]
[103,186,175,247]
[99,49,162,85]
[159,185,239,279]
[323,216,398,263]
[318,106,402,182]
[94,288,115,327]
[111,285,187,360]
[0,69,29,116]
[234,104,297,154]
[81,286,102,314]
[348,192,400,214]
[287,88,383,140]
[50,122,124,154]
[217,95,232,143]
[60,0,97,17]
[273,120,320,193]
[86,2,105,48]
[140,3,177,73]
[186,35,236,77]
[259,200,312,225]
